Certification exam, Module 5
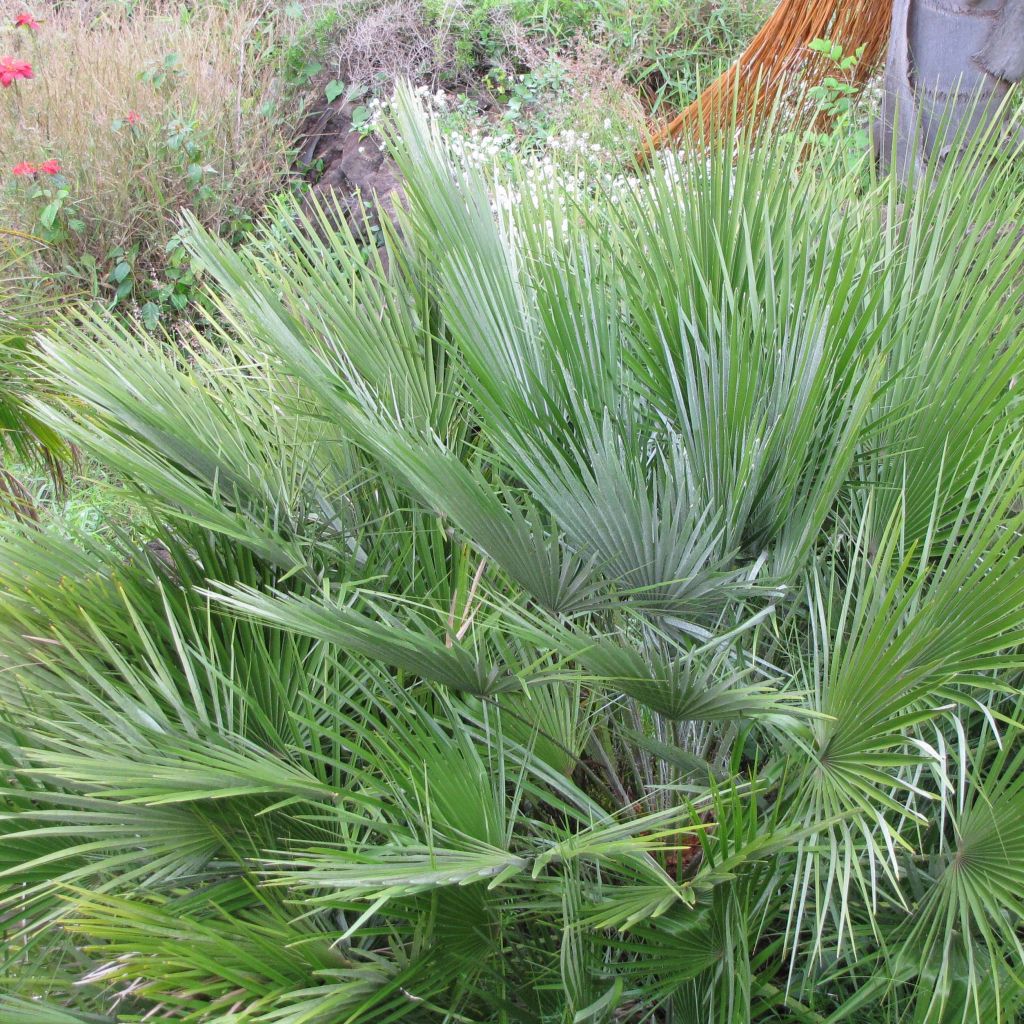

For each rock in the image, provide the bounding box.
[297,96,403,252]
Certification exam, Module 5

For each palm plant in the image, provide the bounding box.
[2,95,1024,1022]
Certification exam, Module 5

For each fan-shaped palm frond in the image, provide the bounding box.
[0,237,72,517]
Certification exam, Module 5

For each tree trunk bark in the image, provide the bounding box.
[875,0,1024,179]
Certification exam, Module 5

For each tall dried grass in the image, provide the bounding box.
[0,1,297,292]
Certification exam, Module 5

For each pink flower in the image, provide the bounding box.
[0,56,33,87]
[14,12,40,30]
[37,159,61,175]
[11,162,36,176]
[126,110,142,126]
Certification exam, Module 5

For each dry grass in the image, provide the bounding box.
[325,0,551,93]
[0,1,297,296]
[331,0,444,85]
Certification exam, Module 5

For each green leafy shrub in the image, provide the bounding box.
[423,0,772,103]
[791,38,874,173]
[3,94,1024,1023]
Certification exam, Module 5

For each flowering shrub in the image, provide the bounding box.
[11,169,80,255]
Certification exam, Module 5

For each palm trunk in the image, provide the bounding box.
[876,0,1024,179]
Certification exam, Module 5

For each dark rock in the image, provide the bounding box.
[297,96,404,250]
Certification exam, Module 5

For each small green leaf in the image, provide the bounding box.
[38,201,61,229]
[140,302,161,330]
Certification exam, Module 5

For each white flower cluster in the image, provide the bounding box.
[368,85,632,175]
[362,88,699,229]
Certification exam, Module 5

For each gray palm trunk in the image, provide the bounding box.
[876,0,1024,178]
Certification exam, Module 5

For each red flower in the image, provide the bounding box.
[38,159,61,175]
[14,12,40,30]
[0,56,33,87]
[11,162,36,176]
[126,110,142,126]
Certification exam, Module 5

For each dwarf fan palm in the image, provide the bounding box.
[2,95,1024,1022]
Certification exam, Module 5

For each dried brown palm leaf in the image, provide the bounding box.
[640,0,892,160]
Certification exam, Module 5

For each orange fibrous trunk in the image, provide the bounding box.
[640,0,893,159]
